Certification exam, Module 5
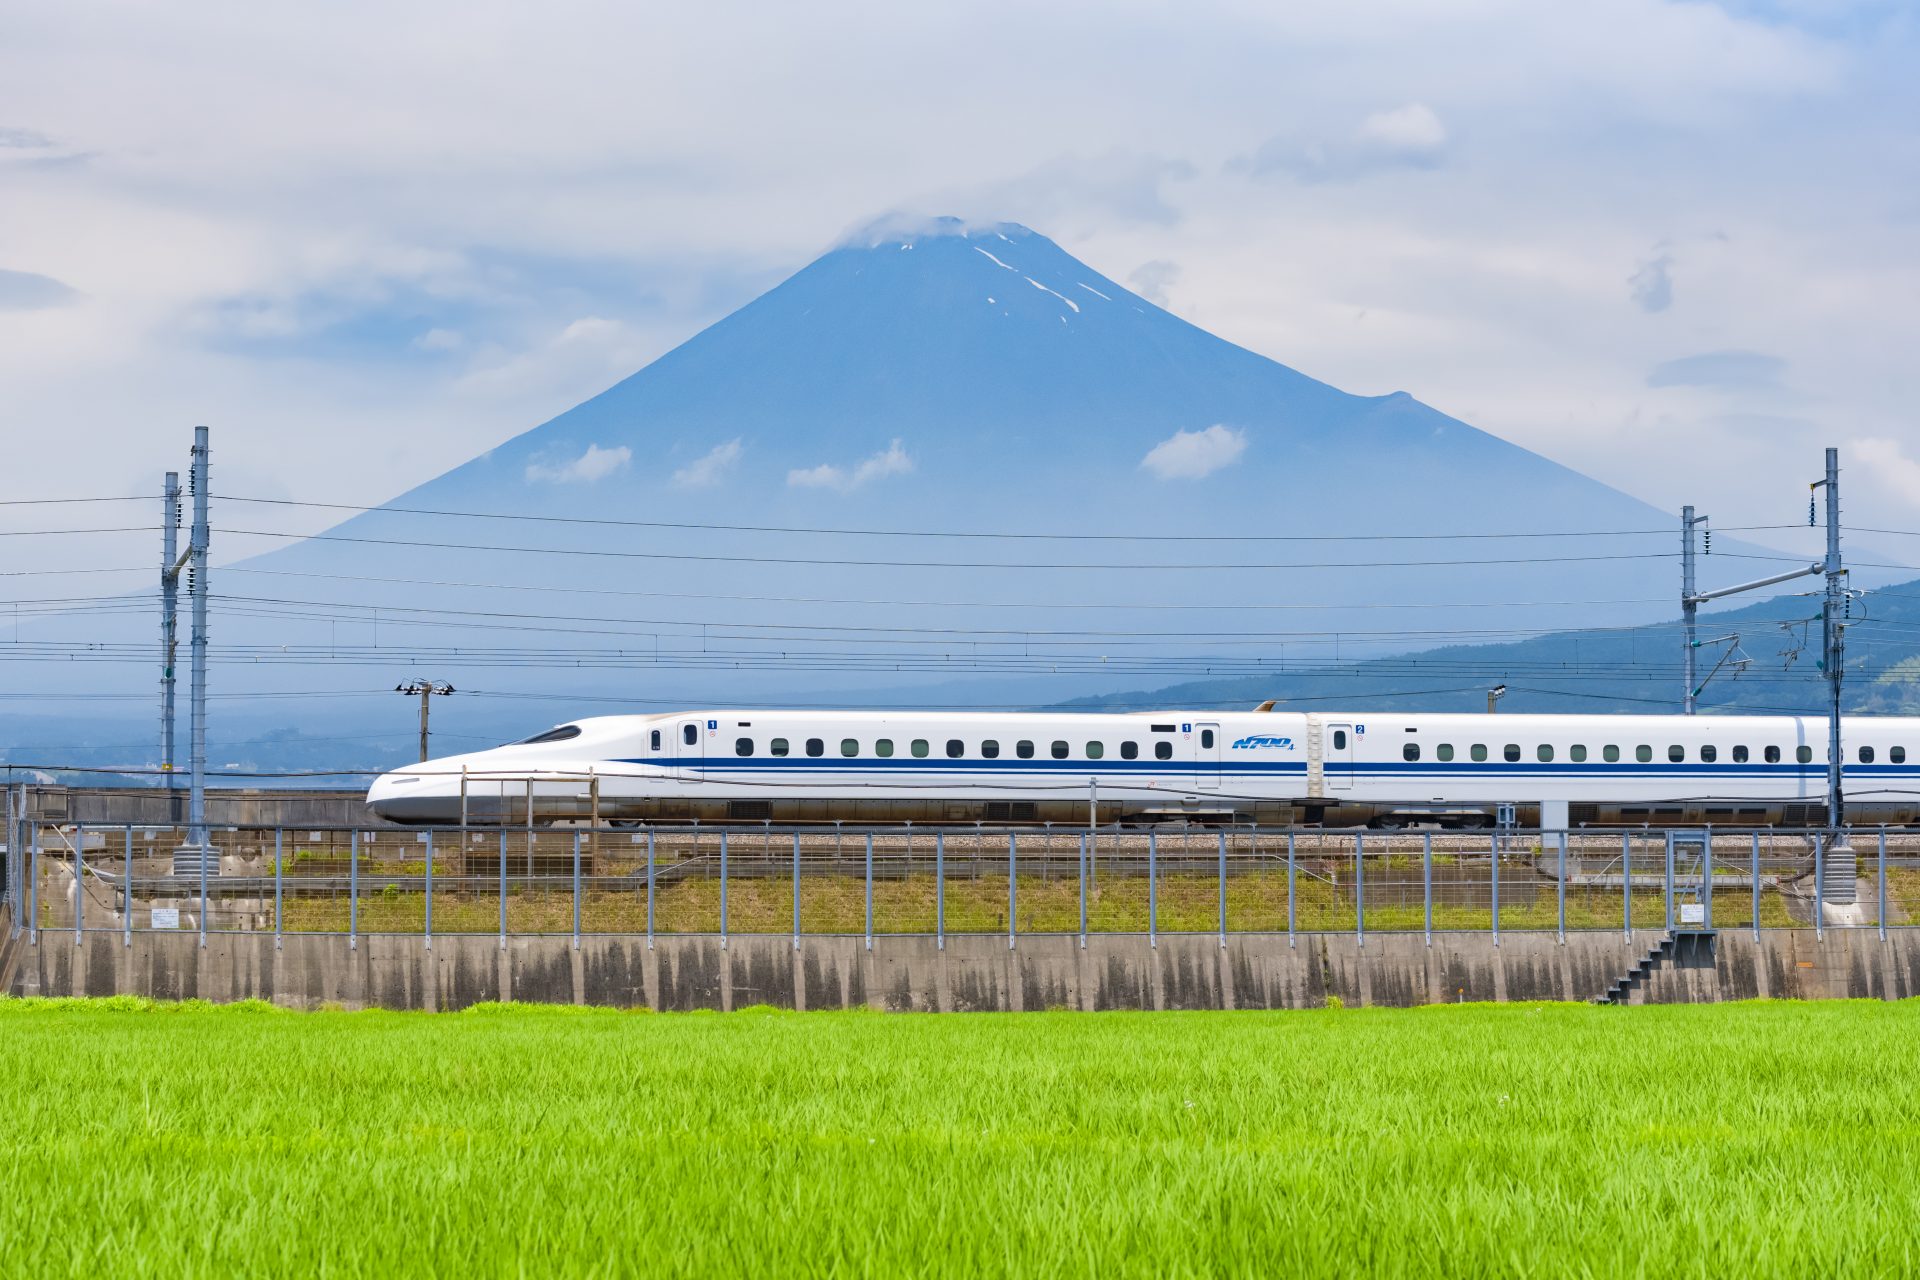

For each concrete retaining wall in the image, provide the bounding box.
[8,923,1919,1009]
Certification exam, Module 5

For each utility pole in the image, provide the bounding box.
[186,427,210,859]
[160,470,182,811]
[396,681,455,762]
[1814,447,1845,829]
[1681,506,1708,713]
[1487,684,1506,714]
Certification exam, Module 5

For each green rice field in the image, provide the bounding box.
[3,998,1916,1277]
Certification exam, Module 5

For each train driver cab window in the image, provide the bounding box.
[841,738,859,757]
[911,740,930,758]
[1764,746,1781,764]
[1016,740,1035,759]
[981,740,1000,759]
[1895,747,1908,765]
[683,724,698,747]
[1470,744,1488,762]
[1503,744,1520,762]
[1700,745,1717,763]
[1797,746,1813,764]
[1732,745,1748,763]
[1860,745,1876,764]
[1332,730,1348,750]
[1537,745,1554,762]
[1051,741,1069,759]
[1436,744,1454,762]
[946,739,965,759]
[1603,745,1619,762]
[1570,745,1587,762]
[1120,741,1139,760]
[806,738,825,758]
[1636,745,1653,763]
[651,730,662,751]
[1155,742,1173,760]
[1403,743,1420,762]
[1668,745,1685,763]
[1085,741,1105,759]
[734,737,753,756]
[771,738,790,757]
[875,739,894,758]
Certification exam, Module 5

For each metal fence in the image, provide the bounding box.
[5,816,1914,948]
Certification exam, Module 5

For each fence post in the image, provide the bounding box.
[274,828,283,950]
[1078,833,1087,949]
[719,830,729,949]
[1664,834,1675,932]
[199,820,210,949]
[1750,832,1760,942]
[1008,831,1017,951]
[1814,833,1825,941]
[348,828,358,951]
[422,830,432,951]
[645,829,655,949]
[1354,832,1364,949]
[1556,831,1566,944]
[74,821,85,943]
[1286,833,1296,948]
[935,831,945,951]
[29,821,38,945]
[1147,831,1157,949]
[1703,826,1714,929]
[124,825,133,948]
[793,831,803,952]
[864,832,874,951]
[571,829,581,950]
[498,829,507,950]
[1423,832,1432,947]
[1217,831,1228,950]
[1490,832,1499,947]
[1623,832,1632,938]
[1879,828,1888,942]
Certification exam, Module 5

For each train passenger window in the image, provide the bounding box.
[1403,743,1420,762]
[1086,741,1105,759]
[911,740,930,758]
[1201,729,1215,748]
[1797,746,1813,764]
[1017,740,1034,759]
[1503,744,1520,762]
[1120,741,1138,760]
[771,738,789,757]
[1437,744,1454,761]
[875,739,894,758]
[1332,730,1347,750]
[946,739,964,758]
[841,738,859,757]
[684,724,698,747]
[1603,745,1619,762]
[1765,746,1781,763]
[981,740,1000,759]
[651,730,662,751]
[1470,744,1488,762]
[1570,745,1587,763]
[1636,746,1652,763]
[1895,747,1908,765]
[1668,745,1684,763]
[1700,745,1717,763]
[1732,745,1748,763]
[1860,745,1876,764]
[1051,741,1069,759]
[734,738,753,756]
[806,738,824,758]
[1154,742,1173,760]
[1537,745,1554,763]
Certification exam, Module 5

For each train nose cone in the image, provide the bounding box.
[366,771,450,824]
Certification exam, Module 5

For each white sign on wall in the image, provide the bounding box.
[151,908,181,929]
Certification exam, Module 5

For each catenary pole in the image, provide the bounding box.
[159,471,180,800]
[1681,505,1699,713]
[187,427,209,857]
[1820,447,1845,829]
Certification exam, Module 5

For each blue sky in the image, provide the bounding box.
[1,0,1916,561]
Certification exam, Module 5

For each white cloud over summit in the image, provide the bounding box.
[672,438,743,488]
[788,439,913,492]
[1141,425,1246,480]
[524,442,631,484]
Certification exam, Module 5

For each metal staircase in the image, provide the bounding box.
[1594,930,1718,1005]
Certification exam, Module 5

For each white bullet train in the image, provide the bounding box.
[365,708,1920,829]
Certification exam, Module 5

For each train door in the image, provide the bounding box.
[1194,722,1221,789]
[675,719,704,782]
[1326,723,1355,791]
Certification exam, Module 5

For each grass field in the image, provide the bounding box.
[3,999,1917,1277]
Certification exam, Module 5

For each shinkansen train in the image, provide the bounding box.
[364,708,1919,829]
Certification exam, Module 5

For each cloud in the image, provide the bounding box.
[1140,425,1247,480]
[672,438,744,488]
[1237,103,1449,183]
[524,442,632,484]
[1629,253,1675,312]
[787,439,913,491]
[0,268,78,311]
[1851,437,1920,506]
[1128,260,1181,307]
[412,327,463,352]
[1647,350,1785,388]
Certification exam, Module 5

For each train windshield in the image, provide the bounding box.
[514,724,582,745]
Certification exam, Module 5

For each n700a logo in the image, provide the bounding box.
[1231,735,1295,750]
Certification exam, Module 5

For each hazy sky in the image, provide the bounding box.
[3,1,1916,557]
